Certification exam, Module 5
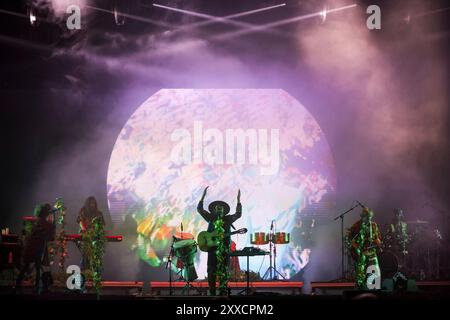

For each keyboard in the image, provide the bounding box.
[229,247,269,256]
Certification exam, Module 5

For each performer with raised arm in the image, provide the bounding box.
[197,187,242,296]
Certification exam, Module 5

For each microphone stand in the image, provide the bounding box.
[262,220,285,280]
[166,236,176,296]
[262,221,274,280]
[269,221,273,279]
[334,202,359,280]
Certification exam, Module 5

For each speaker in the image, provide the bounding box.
[406,280,418,292]
[382,275,418,293]
[382,278,394,292]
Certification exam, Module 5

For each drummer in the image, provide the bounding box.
[386,208,409,255]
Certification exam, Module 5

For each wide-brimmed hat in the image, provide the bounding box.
[208,201,231,215]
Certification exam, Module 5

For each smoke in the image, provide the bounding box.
[30,0,89,16]
[294,0,449,286]
[299,0,447,214]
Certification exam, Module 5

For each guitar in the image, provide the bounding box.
[197,228,247,252]
[350,243,381,260]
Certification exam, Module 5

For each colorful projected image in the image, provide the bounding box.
[107,89,336,279]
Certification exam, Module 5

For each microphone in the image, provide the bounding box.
[181,222,184,232]
[356,200,367,209]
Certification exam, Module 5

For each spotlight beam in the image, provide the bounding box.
[85,5,173,28]
[147,4,358,56]
[152,3,288,37]
[0,8,28,19]
[412,6,450,19]
[0,34,53,52]
[168,3,287,34]
[213,4,358,40]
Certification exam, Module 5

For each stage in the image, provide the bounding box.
[1,2,449,317]
[0,280,303,295]
[2,280,450,298]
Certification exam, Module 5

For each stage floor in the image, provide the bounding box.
[1,280,450,299]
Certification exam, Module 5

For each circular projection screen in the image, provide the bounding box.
[107,89,336,280]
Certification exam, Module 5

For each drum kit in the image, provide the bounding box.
[376,219,443,280]
[166,220,291,293]
[250,221,290,280]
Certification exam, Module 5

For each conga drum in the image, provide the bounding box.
[251,232,269,245]
[173,239,198,281]
[273,232,290,244]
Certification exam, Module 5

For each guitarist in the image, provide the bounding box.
[197,187,242,296]
[348,206,382,289]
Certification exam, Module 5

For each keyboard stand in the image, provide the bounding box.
[236,255,251,295]
[229,248,269,295]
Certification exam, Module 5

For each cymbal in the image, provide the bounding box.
[406,219,429,224]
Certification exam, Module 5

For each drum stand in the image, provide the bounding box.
[262,221,286,281]
[166,237,191,295]
[178,262,201,295]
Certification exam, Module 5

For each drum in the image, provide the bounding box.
[379,250,399,278]
[173,239,198,282]
[272,232,290,244]
[174,232,194,241]
[250,232,269,245]
[173,239,197,261]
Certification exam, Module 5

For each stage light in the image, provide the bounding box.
[320,7,328,23]
[113,0,134,26]
[28,8,37,26]
[113,7,126,26]
[85,5,172,28]
[404,14,411,24]
[0,7,39,27]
